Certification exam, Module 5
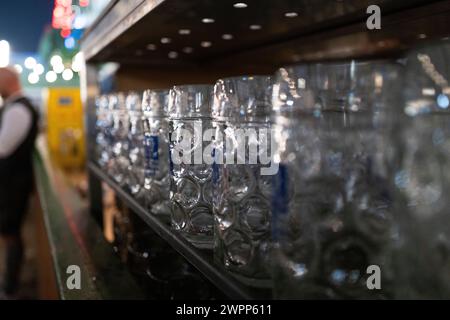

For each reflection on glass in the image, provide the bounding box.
[272,61,402,299]
[212,75,273,287]
[168,85,214,249]
[394,39,450,299]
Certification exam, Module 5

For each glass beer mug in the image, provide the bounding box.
[141,89,172,224]
[212,75,273,287]
[126,91,145,199]
[94,94,109,168]
[168,85,214,249]
[393,40,450,299]
[271,61,402,299]
[107,92,127,182]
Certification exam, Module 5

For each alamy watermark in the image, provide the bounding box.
[367,5,381,30]
[66,265,81,290]
[367,265,381,290]
[170,123,279,176]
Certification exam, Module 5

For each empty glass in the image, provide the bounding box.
[126,92,145,199]
[106,93,123,180]
[141,89,171,224]
[271,61,402,299]
[94,94,109,168]
[393,40,450,299]
[111,92,130,188]
[168,85,214,249]
[104,93,116,172]
[212,75,273,287]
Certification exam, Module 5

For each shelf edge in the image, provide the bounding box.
[87,162,263,300]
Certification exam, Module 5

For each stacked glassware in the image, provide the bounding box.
[109,92,129,187]
[392,40,450,299]
[125,91,145,199]
[168,85,215,249]
[92,38,450,299]
[271,61,403,299]
[212,76,273,287]
[94,94,110,169]
[141,89,172,224]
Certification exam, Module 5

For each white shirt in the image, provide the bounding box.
[0,93,32,158]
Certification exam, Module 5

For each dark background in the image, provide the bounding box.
[0,1,53,52]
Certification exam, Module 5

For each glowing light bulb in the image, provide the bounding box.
[46,71,57,83]
[62,69,74,81]
[24,57,36,69]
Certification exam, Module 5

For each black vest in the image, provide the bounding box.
[0,97,39,196]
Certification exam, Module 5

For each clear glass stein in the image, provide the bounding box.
[94,94,109,168]
[141,89,171,224]
[271,61,402,299]
[125,91,145,199]
[103,93,116,173]
[212,75,273,287]
[106,93,121,178]
[110,92,129,188]
[392,40,450,299]
[168,85,214,249]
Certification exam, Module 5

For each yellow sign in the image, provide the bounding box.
[46,87,85,169]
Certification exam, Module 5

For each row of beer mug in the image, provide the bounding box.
[95,38,450,299]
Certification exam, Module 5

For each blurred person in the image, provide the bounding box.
[0,67,38,298]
